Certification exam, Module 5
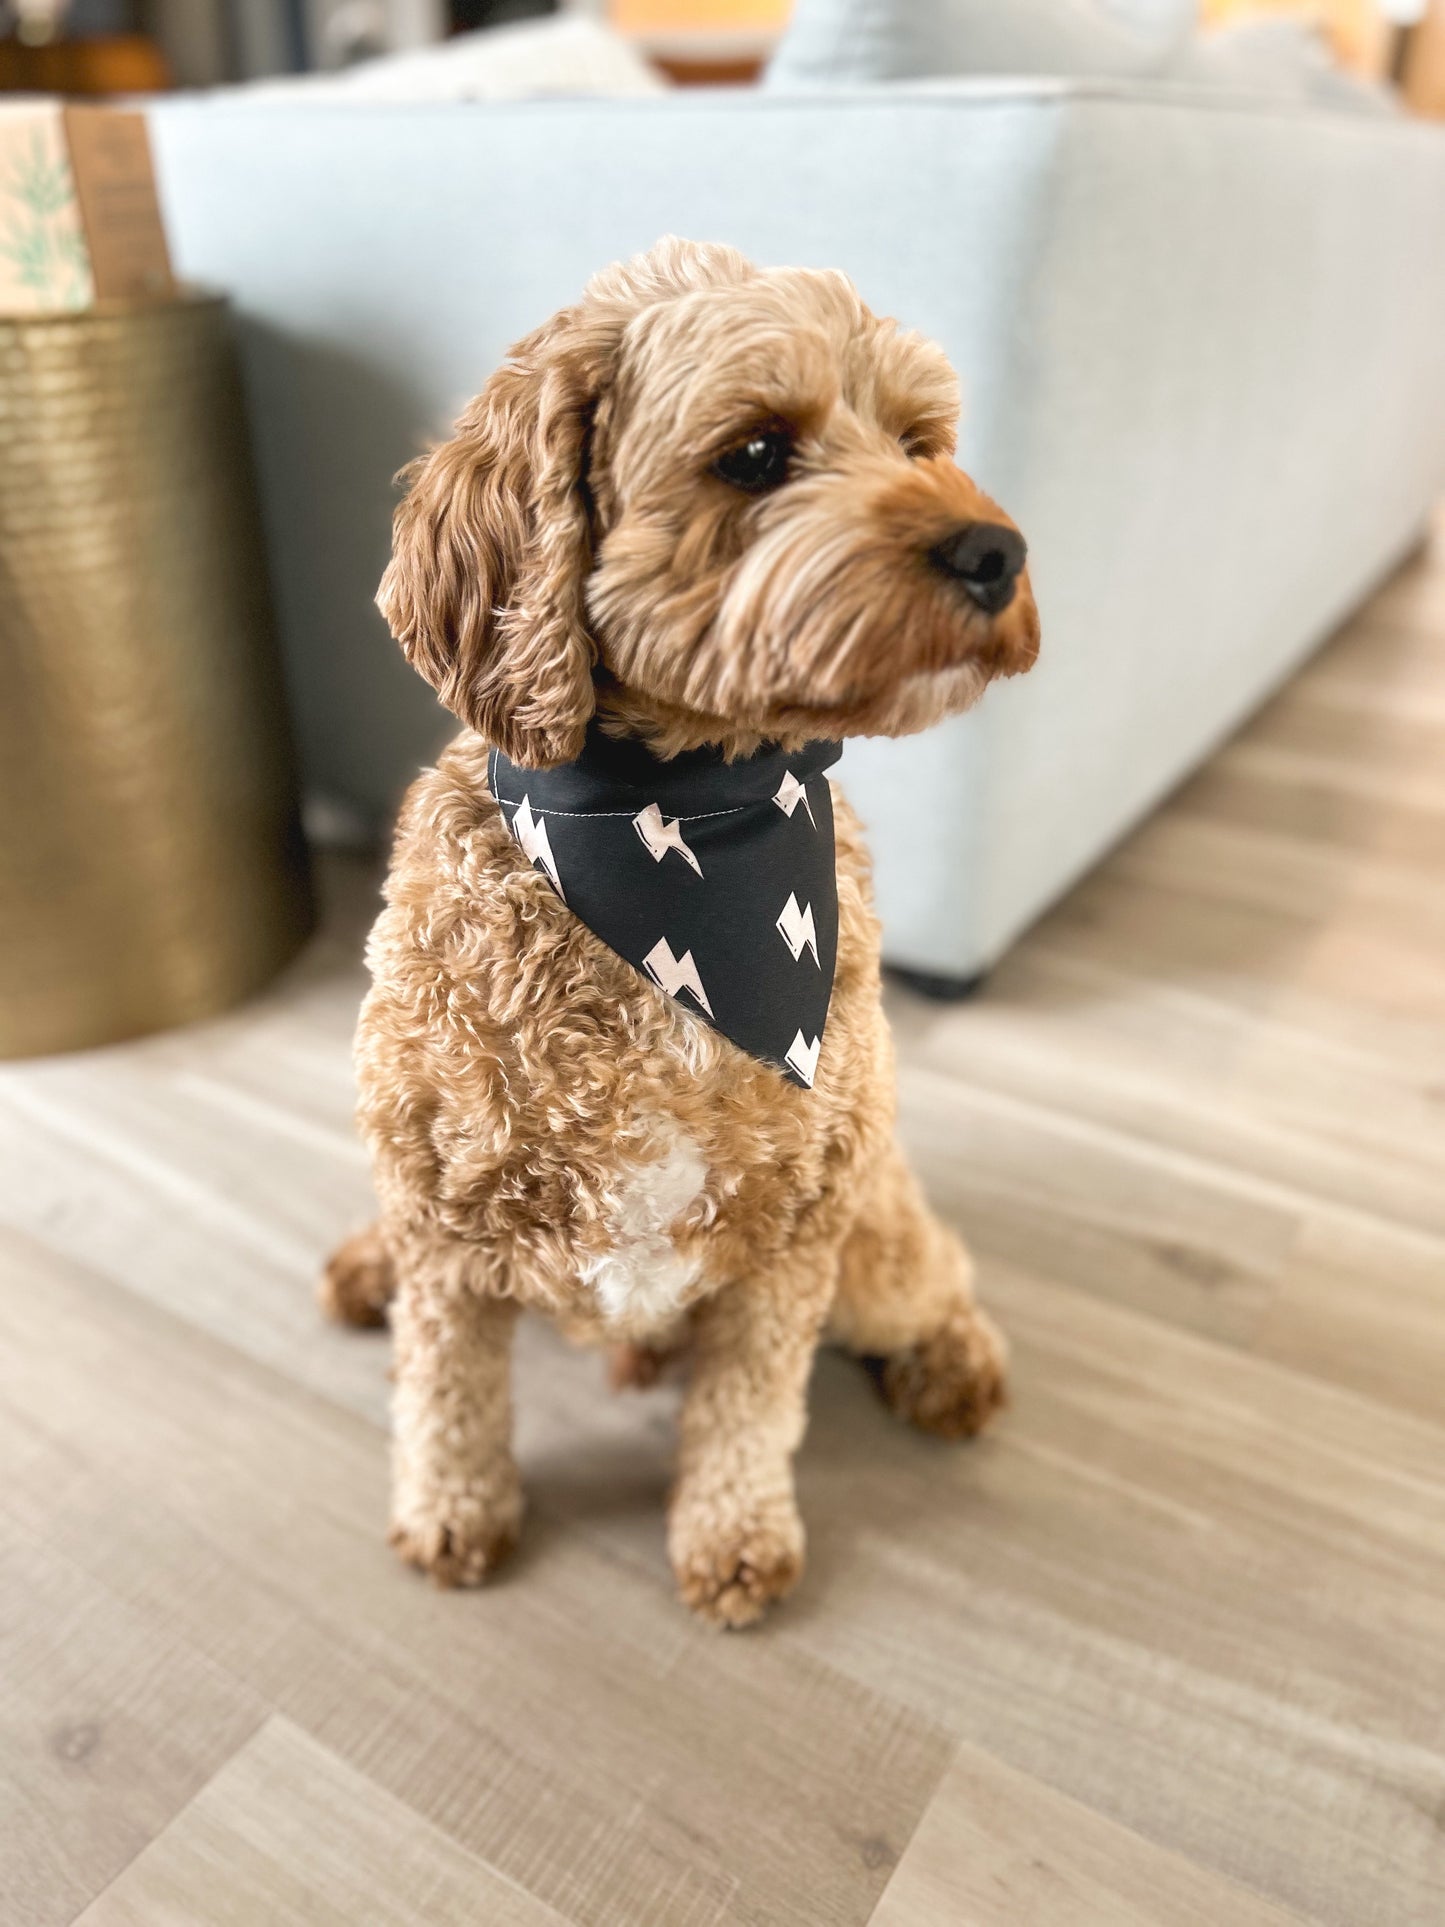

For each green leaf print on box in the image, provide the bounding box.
[0,125,94,313]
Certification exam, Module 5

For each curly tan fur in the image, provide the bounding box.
[330,239,1039,1626]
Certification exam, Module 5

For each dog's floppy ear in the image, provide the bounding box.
[378,306,614,768]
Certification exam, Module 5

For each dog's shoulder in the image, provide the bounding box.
[828,779,873,892]
[387,732,500,873]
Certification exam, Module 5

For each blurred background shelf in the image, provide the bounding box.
[1,1,1436,105]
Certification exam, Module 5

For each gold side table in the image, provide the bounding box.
[0,292,313,1059]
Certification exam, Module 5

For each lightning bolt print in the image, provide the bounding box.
[509,796,564,901]
[488,732,842,1091]
[784,1031,821,1087]
[643,937,714,1017]
[772,771,816,828]
[632,802,702,876]
[776,892,820,967]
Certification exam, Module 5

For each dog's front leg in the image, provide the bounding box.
[387,1232,522,1587]
[669,1234,839,1629]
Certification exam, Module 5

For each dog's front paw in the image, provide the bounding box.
[874,1304,1009,1440]
[389,1478,523,1589]
[669,1493,805,1630]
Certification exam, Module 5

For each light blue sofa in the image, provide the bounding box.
[149,80,1445,982]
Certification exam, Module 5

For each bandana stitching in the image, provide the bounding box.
[490,751,755,821]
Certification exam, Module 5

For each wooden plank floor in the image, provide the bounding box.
[3,529,1443,1926]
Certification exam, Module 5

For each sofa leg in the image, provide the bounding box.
[887,965,988,1002]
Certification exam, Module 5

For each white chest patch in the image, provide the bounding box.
[582,1126,708,1328]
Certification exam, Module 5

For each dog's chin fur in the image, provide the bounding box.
[593,655,1008,762]
[342,238,1035,1626]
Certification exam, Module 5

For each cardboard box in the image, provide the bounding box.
[0,101,173,316]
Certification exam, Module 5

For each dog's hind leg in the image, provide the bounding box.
[607,1315,690,1391]
[319,1222,397,1328]
[828,1141,1008,1440]
[387,1231,523,1588]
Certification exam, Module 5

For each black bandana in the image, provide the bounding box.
[490,728,842,1087]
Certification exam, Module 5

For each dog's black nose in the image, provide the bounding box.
[931,522,1027,614]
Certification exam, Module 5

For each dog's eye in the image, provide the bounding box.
[712,429,793,495]
[900,431,930,460]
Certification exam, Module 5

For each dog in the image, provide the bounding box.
[323,238,1039,1627]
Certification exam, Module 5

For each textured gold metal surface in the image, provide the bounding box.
[0,293,313,1059]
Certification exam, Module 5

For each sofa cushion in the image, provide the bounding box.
[766,0,1196,87]
[1169,18,1397,114]
[238,17,668,103]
